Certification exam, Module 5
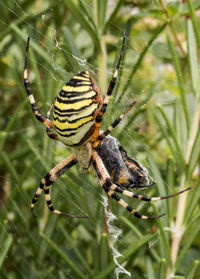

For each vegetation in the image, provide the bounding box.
[1,0,200,278]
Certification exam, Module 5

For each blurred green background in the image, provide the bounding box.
[1,0,200,278]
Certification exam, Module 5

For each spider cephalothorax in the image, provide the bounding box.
[24,35,190,220]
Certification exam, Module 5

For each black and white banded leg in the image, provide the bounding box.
[31,154,88,218]
[106,182,191,202]
[95,34,126,128]
[93,100,137,148]
[92,150,165,220]
[24,37,57,136]
[45,96,59,140]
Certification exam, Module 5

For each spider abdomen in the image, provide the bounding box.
[53,71,102,146]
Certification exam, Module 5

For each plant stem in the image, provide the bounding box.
[97,36,107,94]
[169,101,200,276]
[160,0,187,56]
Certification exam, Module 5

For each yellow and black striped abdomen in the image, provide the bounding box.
[53,71,102,146]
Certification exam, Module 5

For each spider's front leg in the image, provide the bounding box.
[91,150,164,220]
[24,37,58,140]
[90,34,126,143]
[31,154,88,218]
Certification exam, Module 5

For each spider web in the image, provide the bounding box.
[0,1,182,279]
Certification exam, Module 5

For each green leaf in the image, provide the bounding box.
[151,109,184,171]
[187,127,200,180]
[122,22,168,95]
[175,222,200,270]
[40,232,88,279]
[186,0,200,51]
[119,216,142,237]
[62,26,81,58]
[59,225,91,273]
[99,233,110,270]
[146,256,156,279]
[173,101,187,154]
[94,233,157,279]
[97,0,108,32]
[151,203,172,267]
[64,0,100,51]
[157,105,185,167]
[168,35,190,133]
[104,0,124,32]
[0,234,13,269]
[186,260,199,279]
[185,180,200,224]
[186,19,200,95]
[159,258,167,279]
[152,42,171,59]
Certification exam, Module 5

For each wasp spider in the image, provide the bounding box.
[24,36,190,220]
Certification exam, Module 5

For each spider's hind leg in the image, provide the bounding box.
[92,149,164,220]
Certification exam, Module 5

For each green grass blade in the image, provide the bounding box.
[167,35,190,133]
[104,0,124,32]
[147,155,167,198]
[29,48,45,100]
[119,216,142,237]
[166,157,174,219]
[0,147,30,167]
[40,232,88,279]
[0,99,27,151]
[151,109,183,171]
[10,24,65,79]
[97,0,107,32]
[157,105,184,166]
[175,222,200,270]
[122,22,168,95]
[59,225,91,273]
[0,234,13,269]
[186,19,200,95]
[120,216,161,262]
[0,2,61,41]
[1,151,19,183]
[186,127,200,180]
[79,1,96,30]
[64,0,100,51]
[40,266,55,279]
[99,233,110,270]
[186,0,200,50]
[146,256,156,279]
[186,260,199,279]
[170,276,185,279]
[10,24,50,62]
[184,180,200,224]
[62,26,82,58]
[94,233,157,279]
[159,258,167,279]
[173,101,187,154]
[151,203,172,267]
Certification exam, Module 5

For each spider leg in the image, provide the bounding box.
[24,37,56,130]
[31,154,88,218]
[92,150,164,220]
[93,100,137,148]
[94,34,126,131]
[45,96,59,140]
[108,183,191,201]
